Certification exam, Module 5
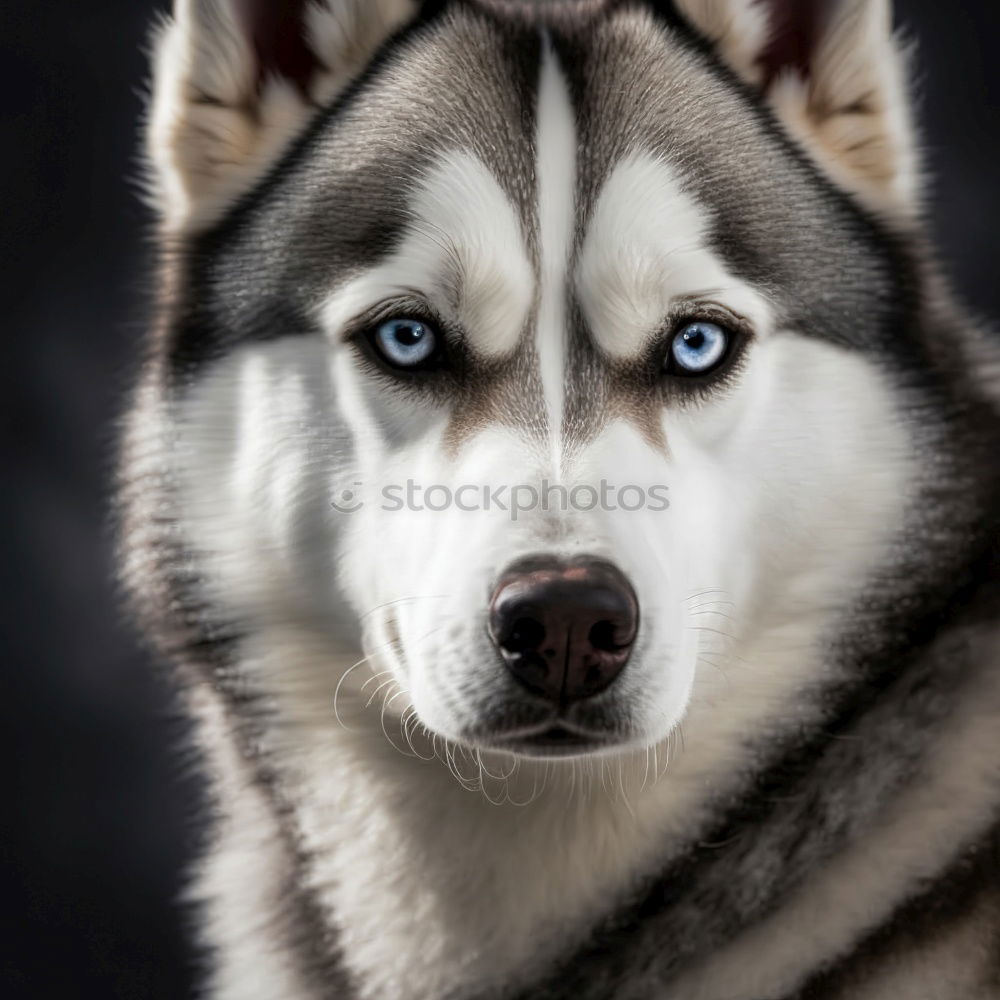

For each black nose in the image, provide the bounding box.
[488,556,639,704]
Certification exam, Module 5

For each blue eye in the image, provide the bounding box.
[372,317,439,369]
[668,321,730,374]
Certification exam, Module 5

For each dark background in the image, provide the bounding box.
[1,1,997,997]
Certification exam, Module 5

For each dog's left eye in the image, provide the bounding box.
[666,321,730,375]
[371,317,439,369]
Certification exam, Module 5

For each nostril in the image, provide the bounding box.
[501,616,546,653]
[588,619,627,652]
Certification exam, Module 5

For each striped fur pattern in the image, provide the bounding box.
[121,1,1000,997]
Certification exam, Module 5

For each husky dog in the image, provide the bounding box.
[120,0,1000,996]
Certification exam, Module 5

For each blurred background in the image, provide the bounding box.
[1,1,997,996]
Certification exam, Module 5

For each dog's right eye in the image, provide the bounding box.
[369,317,441,371]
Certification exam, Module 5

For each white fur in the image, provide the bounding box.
[576,151,773,359]
[187,684,322,1000]
[320,151,534,359]
[535,41,577,474]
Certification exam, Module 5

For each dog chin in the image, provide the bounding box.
[455,718,639,760]
[495,724,628,759]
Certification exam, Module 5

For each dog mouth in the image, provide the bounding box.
[487,722,620,759]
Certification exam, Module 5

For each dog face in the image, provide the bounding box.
[143,0,923,760]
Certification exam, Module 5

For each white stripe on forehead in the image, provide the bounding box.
[535,40,576,476]
[577,152,772,359]
[319,150,532,357]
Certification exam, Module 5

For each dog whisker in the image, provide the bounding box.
[358,595,453,625]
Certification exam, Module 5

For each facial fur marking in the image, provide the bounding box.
[319,150,533,360]
[577,151,772,361]
[534,37,577,478]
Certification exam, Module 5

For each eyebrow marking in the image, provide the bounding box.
[576,151,772,360]
[319,150,533,359]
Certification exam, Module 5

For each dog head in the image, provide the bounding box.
[135,0,928,761]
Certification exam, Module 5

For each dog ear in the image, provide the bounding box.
[674,0,919,220]
[146,0,418,232]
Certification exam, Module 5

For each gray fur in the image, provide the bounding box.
[120,2,1000,997]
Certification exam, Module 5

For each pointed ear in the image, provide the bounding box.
[675,0,919,220]
[146,0,417,232]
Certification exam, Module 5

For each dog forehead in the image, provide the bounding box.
[183,3,891,380]
[557,8,896,350]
